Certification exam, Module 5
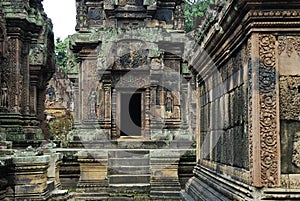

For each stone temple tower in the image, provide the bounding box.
[67,0,196,200]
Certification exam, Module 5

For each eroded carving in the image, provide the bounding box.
[292,132,300,168]
[278,36,300,57]
[279,76,300,120]
[29,44,45,65]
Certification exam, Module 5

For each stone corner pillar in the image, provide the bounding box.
[248,33,281,188]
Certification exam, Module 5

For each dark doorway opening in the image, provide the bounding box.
[120,93,141,136]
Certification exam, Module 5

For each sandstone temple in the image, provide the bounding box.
[0,0,300,200]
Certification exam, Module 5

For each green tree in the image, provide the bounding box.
[184,0,214,32]
[55,37,68,71]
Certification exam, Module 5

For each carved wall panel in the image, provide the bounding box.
[292,132,300,168]
[278,36,300,75]
[279,76,300,120]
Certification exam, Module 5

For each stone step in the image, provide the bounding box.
[150,191,182,198]
[109,158,149,166]
[109,166,150,175]
[49,189,70,201]
[109,184,150,194]
[108,195,150,201]
[108,150,149,158]
[75,193,109,200]
[109,175,150,184]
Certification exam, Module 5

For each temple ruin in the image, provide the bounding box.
[0,0,300,200]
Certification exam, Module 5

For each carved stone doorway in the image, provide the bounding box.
[120,92,142,137]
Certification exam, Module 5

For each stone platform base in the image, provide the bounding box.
[183,164,300,201]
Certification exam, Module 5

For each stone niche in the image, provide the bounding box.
[0,0,55,146]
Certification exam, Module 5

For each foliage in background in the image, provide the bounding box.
[55,38,78,73]
[55,38,68,70]
[184,0,214,32]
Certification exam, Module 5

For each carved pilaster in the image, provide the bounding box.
[111,88,117,139]
[248,34,280,187]
[145,87,150,139]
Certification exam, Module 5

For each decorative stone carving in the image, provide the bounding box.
[278,36,300,57]
[258,34,279,187]
[87,7,103,26]
[29,44,45,65]
[88,89,97,120]
[174,4,184,30]
[279,76,300,120]
[292,132,300,168]
[165,90,173,113]
[0,81,8,110]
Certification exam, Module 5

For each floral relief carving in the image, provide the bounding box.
[258,34,279,187]
[292,132,300,168]
[247,38,254,183]
[279,76,300,120]
[278,36,300,57]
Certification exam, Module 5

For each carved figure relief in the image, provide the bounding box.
[292,132,300,168]
[87,7,103,26]
[0,81,8,108]
[119,50,148,69]
[165,90,173,113]
[46,85,56,102]
[96,82,105,120]
[88,89,97,119]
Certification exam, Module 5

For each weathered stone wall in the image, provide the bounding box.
[0,0,55,143]
[198,48,249,170]
[277,35,300,187]
[67,0,196,200]
[184,0,300,200]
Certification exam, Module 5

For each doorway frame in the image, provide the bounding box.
[116,89,146,139]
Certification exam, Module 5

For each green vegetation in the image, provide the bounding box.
[55,37,78,73]
[55,38,68,70]
[184,0,214,32]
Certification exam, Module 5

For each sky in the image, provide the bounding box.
[43,0,77,40]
